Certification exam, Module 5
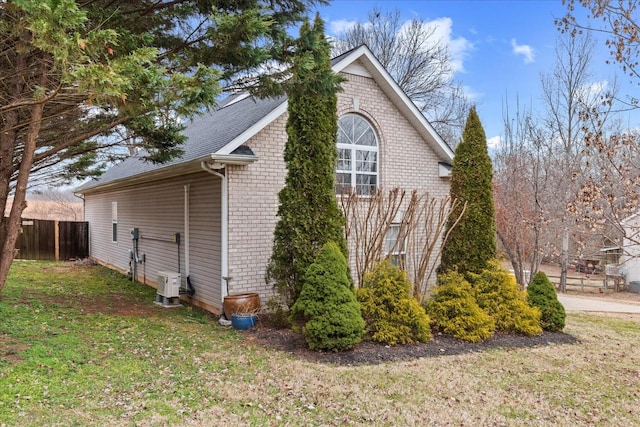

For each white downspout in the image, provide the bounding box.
[201,161,229,300]
[184,184,190,279]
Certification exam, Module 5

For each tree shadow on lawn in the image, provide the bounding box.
[242,316,580,366]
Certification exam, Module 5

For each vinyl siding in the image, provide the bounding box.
[84,171,222,310]
[187,179,222,307]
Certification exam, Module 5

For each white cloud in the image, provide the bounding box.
[462,85,483,102]
[329,19,358,35]
[487,135,503,149]
[580,80,609,101]
[511,39,535,63]
[415,17,473,74]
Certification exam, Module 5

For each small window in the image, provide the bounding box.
[384,224,406,267]
[336,114,378,195]
[112,201,118,242]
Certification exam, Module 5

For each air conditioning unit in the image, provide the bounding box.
[157,271,181,298]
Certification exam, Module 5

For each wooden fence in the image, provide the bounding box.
[546,275,624,292]
[2,218,88,261]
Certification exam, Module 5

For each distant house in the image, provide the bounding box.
[76,46,454,314]
[620,214,640,285]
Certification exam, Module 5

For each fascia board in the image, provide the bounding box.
[77,157,211,195]
[216,100,288,155]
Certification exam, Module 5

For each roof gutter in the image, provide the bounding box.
[76,158,209,195]
[77,154,258,195]
[210,153,258,166]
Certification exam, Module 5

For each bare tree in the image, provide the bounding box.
[30,188,83,221]
[340,188,464,302]
[558,0,640,263]
[558,0,640,105]
[332,7,470,145]
[539,32,609,292]
[569,109,640,257]
[494,99,553,287]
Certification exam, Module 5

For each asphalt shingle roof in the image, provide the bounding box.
[77,94,286,192]
[77,44,454,193]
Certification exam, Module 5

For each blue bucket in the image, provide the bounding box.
[231,313,258,330]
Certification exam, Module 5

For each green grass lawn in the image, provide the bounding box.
[2,261,640,426]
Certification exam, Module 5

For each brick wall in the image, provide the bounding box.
[226,71,451,301]
[226,113,288,301]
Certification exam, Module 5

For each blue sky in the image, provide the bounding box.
[310,0,639,146]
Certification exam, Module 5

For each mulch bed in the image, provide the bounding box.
[242,317,580,366]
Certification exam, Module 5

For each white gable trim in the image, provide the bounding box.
[216,45,454,163]
[217,100,288,155]
[331,46,454,162]
[342,62,373,78]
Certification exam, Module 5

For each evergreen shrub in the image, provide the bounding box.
[267,16,348,308]
[357,261,432,345]
[289,242,364,351]
[470,262,542,336]
[527,271,566,331]
[439,107,497,275]
[425,271,495,342]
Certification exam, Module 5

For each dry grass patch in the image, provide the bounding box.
[149,313,640,426]
[2,262,640,426]
[184,314,640,426]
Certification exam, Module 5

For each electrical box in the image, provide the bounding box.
[157,271,181,298]
[131,227,139,239]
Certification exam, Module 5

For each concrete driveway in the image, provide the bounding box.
[558,294,640,313]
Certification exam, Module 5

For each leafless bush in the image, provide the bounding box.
[341,188,465,302]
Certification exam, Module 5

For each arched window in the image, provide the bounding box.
[335,114,378,195]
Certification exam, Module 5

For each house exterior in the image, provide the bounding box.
[76,46,454,314]
[620,214,640,286]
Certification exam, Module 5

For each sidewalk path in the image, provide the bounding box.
[558,294,640,313]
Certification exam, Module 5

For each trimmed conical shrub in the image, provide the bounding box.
[527,271,566,332]
[470,262,542,336]
[439,107,496,275]
[358,260,432,345]
[425,271,495,343]
[289,242,364,352]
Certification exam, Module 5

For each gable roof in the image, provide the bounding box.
[77,45,453,194]
[332,45,454,161]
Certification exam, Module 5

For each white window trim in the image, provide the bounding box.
[336,114,379,196]
[384,224,406,267]
[111,201,118,243]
